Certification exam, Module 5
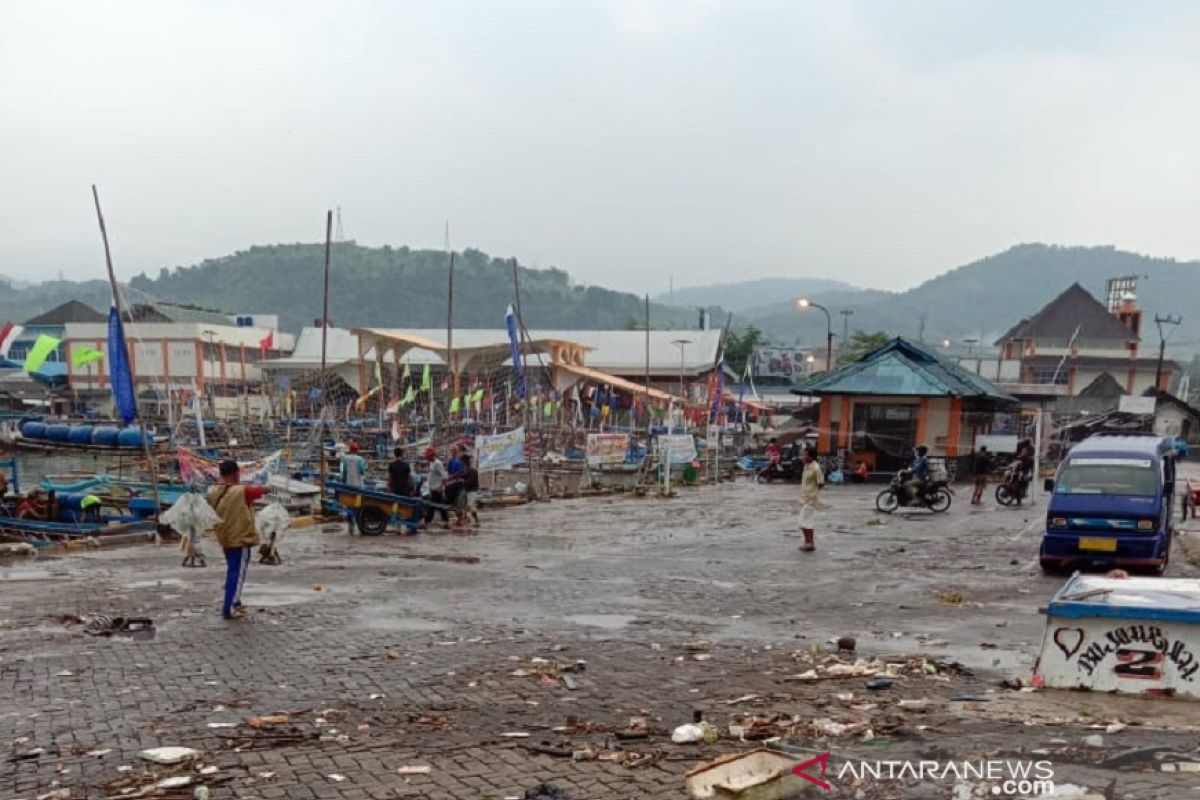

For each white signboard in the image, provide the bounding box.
[586,433,629,467]
[659,433,697,464]
[975,434,1018,454]
[1118,395,1157,415]
[705,425,720,450]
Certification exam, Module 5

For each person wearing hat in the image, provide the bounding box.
[421,446,450,529]
[207,459,268,619]
[339,441,368,488]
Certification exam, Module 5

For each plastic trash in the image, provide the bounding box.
[672,722,718,744]
[162,493,222,561]
[139,746,199,764]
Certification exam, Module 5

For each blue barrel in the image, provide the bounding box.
[92,426,120,447]
[116,427,147,448]
[20,421,47,439]
[67,425,94,445]
[45,425,71,443]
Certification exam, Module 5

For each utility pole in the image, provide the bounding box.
[1154,314,1182,392]
[840,309,853,346]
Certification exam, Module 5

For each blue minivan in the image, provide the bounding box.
[1040,434,1175,575]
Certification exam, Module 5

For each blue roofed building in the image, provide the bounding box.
[791,337,1017,472]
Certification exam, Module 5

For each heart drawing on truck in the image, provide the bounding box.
[1053,627,1085,659]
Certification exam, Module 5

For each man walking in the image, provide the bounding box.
[799,448,824,553]
[421,446,450,529]
[207,460,267,620]
[387,447,413,496]
[971,445,992,505]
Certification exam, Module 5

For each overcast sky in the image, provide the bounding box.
[3,0,1200,293]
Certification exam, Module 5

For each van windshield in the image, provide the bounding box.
[1055,457,1158,497]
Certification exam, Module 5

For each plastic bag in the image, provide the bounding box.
[161,492,222,537]
[161,492,222,558]
[255,502,292,539]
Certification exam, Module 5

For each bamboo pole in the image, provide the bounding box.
[511,259,537,498]
[91,185,163,540]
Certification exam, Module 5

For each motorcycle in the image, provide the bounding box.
[756,458,803,484]
[875,470,953,514]
[995,463,1030,506]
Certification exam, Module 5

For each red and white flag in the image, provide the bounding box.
[0,322,23,358]
[258,330,274,355]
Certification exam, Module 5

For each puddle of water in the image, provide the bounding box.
[0,568,70,582]
[241,585,321,607]
[565,613,636,630]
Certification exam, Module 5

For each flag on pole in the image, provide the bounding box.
[258,330,274,356]
[23,335,61,374]
[401,385,416,406]
[449,396,461,413]
[107,307,137,424]
[72,345,105,368]
[505,305,526,399]
[402,361,411,384]
[0,322,23,359]
[710,354,725,423]
[374,358,382,385]
[420,363,431,391]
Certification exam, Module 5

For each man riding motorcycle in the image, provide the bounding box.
[904,445,931,502]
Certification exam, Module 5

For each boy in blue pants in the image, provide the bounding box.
[207,460,266,619]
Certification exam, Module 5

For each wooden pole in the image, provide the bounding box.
[511,259,536,498]
[91,185,163,536]
[644,294,650,430]
[318,209,332,498]
[447,250,457,397]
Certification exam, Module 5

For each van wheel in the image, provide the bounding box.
[356,506,389,536]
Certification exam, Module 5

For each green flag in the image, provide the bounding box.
[374,359,382,385]
[72,345,104,368]
[471,387,484,404]
[449,396,460,413]
[401,385,416,406]
[543,400,553,417]
[402,362,411,383]
[421,363,431,391]
[24,335,61,374]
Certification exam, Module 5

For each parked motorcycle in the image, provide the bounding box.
[995,463,1030,506]
[875,470,953,513]
[756,459,803,484]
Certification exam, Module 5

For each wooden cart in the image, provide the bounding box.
[327,482,429,535]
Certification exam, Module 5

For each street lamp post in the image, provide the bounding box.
[671,338,692,400]
[798,298,834,371]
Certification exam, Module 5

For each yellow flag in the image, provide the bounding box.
[24,335,61,374]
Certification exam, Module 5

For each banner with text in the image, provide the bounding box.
[475,427,527,472]
[586,433,629,467]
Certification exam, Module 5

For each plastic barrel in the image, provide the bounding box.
[20,421,47,439]
[45,425,71,443]
[67,425,94,445]
[92,426,120,447]
[116,427,147,448]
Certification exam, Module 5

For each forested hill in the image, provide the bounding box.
[128,243,701,332]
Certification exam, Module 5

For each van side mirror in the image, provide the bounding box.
[1043,478,1055,493]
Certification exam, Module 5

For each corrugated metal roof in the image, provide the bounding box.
[791,337,1016,402]
[268,327,723,374]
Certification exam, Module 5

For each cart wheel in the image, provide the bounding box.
[356,506,389,536]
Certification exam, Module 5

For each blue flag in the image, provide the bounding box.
[505,304,526,399]
[107,306,137,424]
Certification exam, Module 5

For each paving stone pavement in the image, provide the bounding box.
[2,480,1200,799]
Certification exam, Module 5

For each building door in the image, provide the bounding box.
[851,403,919,472]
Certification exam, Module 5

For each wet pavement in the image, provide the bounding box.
[2,474,1200,799]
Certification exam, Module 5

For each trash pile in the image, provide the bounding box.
[101,747,225,799]
[782,651,969,684]
[509,655,587,690]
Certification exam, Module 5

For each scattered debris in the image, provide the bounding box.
[139,746,199,765]
[397,765,432,775]
[671,722,718,744]
[157,775,193,789]
[685,749,811,800]
[327,773,347,782]
[525,783,572,800]
[247,714,290,728]
[865,678,893,691]
[836,635,857,652]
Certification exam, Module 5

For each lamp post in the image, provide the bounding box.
[798,298,834,371]
[671,338,692,401]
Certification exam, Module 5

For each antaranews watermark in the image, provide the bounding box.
[793,754,1056,796]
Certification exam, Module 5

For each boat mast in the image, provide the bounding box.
[318,209,332,497]
[91,185,163,531]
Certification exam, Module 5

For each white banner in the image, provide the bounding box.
[659,433,697,464]
[475,427,526,472]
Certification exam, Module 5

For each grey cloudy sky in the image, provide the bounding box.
[3,0,1199,293]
